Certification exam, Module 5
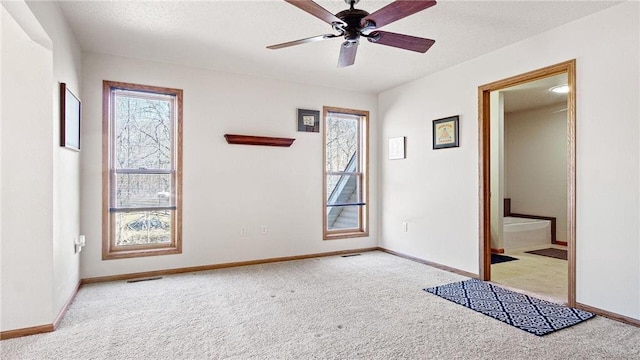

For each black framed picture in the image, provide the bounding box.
[297,109,320,132]
[432,115,459,149]
[60,83,81,151]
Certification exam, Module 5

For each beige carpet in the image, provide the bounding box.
[2,251,639,359]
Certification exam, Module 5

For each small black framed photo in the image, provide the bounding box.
[432,115,459,149]
[60,83,81,151]
[297,109,320,133]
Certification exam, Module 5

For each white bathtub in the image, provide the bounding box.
[503,216,551,250]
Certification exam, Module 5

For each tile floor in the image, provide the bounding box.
[491,244,568,304]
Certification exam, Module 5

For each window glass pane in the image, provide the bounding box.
[326,174,361,204]
[115,210,172,246]
[112,173,173,209]
[326,114,358,172]
[114,93,173,170]
[326,205,361,230]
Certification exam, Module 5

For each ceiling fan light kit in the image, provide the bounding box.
[267,0,437,67]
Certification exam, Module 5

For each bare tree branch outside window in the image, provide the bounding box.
[112,91,175,246]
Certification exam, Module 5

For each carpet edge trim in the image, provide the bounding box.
[575,302,640,327]
[81,247,379,284]
[377,247,478,278]
[1,281,81,341]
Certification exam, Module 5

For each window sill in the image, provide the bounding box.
[323,231,369,241]
[102,245,181,260]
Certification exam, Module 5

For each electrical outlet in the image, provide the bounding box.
[402,222,408,232]
[261,225,268,235]
[74,235,86,253]
[240,226,247,237]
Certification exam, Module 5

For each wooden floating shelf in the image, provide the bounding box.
[224,134,295,147]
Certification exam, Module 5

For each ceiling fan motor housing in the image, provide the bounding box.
[336,8,370,42]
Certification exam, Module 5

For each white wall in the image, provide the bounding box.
[490,92,505,250]
[80,53,378,278]
[27,0,83,323]
[0,2,4,333]
[505,104,567,242]
[1,0,82,332]
[379,1,639,319]
[1,4,54,331]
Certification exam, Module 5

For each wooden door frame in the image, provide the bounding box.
[478,60,576,306]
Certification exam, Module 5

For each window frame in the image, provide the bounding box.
[102,80,183,260]
[322,106,369,240]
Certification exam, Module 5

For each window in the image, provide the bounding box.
[323,106,369,239]
[103,81,182,259]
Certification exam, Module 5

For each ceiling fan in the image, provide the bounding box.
[267,0,437,67]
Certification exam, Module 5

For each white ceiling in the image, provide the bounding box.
[502,73,568,113]
[57,0,619,94]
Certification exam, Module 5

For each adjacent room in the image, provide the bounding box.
[2,0,639,358]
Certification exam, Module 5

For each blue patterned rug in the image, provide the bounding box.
[424,279,595,336]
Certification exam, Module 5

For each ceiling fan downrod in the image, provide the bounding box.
[346,0,360,8]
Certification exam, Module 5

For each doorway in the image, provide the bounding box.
[478,60,576,306]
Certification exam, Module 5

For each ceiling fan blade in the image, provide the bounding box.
[368,31,435,53]
[338,41,358,68]
[285,0,346,26]
[267,34,337,50]
[362,0,437,29]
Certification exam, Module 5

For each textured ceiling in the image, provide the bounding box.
[57,0,619,93]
